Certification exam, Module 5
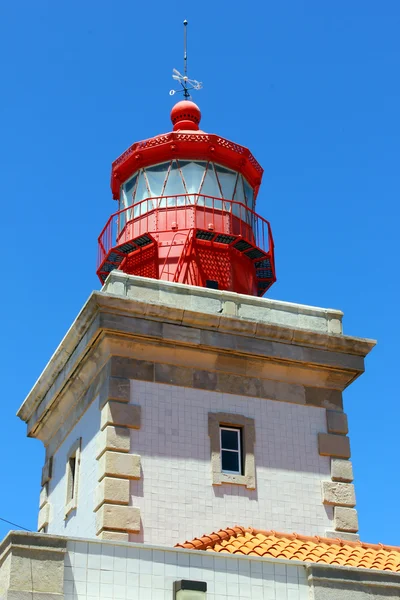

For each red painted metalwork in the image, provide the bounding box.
[111,101,263,201]
[99,102,277,296]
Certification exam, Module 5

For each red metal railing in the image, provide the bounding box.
[97,194,275,269]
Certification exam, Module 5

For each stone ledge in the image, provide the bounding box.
[103,271,344,334]
[98,531,130,542]
[0,532,67,599]
[325,530,360,542]
[0,532,67,565]
[17,275,376,432]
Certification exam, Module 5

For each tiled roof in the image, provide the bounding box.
[176,526,400,572]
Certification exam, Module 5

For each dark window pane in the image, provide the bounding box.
[221,428,239,450]
[221,450,239,473]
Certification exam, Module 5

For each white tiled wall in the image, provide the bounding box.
[47,396,100,538]
[129,382,332,545]
[64,539,309,600]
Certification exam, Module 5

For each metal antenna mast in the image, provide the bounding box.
[183,19,188,95]
[170,20,203,99]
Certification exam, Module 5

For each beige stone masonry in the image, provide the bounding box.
[96,426,130,458]
[326,410,348,435]
[322,482,356,507]
[324,530,360,542]
[318,433,351,459]
[334,507,359,533]
[41,457,52,486]
[98,451,141,481]
[39,485,48,510]
[102,376,131,405]
[37,503,50,531]
[101,401,141,430]
[98,531,130,542]
[95,505,140,534]
[94,477,130,511]
[18,275,375,448]
[0,532,67,600]
[331,459,354,482]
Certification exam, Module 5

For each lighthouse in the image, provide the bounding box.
[97,99,276,297]
[15,95,375,545]
[5,39,394,600]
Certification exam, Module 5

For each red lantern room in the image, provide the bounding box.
[97,100,276,296]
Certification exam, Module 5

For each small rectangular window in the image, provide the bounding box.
[220,426,242,475]
[65,439,81,517]
[67,457,76,501]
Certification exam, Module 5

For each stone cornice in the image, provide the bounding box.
[17,275,375,430]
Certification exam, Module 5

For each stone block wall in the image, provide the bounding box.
[318,410,358,540]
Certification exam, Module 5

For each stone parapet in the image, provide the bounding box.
[0,531,67,600]
[17,274,375,446]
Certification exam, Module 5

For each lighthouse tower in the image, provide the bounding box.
[16,97,375,550]
[97,100,275,297]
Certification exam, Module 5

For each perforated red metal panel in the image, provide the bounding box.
[122,244,158,279]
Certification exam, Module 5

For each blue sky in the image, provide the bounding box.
[0,0,399,544]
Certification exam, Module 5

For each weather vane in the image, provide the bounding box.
[170,20,203,99]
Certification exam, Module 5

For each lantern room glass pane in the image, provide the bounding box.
[179,160,206,195]
[200,163,221,199]
[133,171,151,217]
[145,162,169,198]
[215,165,238,201]
[233,174,245,205]
[123,173,137,206]
[243,178,254,211]
[163,160,186,205]
[231,175,244,218]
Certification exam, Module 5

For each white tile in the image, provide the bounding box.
[114,570,127,586]
[72,566,87,582]
[87,569,100,583]
[75,580,87,595]
[100,582,113,597]
[114,584,127,599]
[87,581,100,596]
[100,552,114,571]
[114,555,128,572]
[100,570,113,584]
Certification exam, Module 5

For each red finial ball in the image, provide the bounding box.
[170,100,201,131]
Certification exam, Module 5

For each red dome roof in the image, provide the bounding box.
[170,100,201,131]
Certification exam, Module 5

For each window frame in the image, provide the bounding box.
[65,438,81,518]
[220,426,242,475]
[208,412,256,489]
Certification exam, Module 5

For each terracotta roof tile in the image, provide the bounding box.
[176,527,400,572]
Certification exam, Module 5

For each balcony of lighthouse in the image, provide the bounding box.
[97,159,275,296]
